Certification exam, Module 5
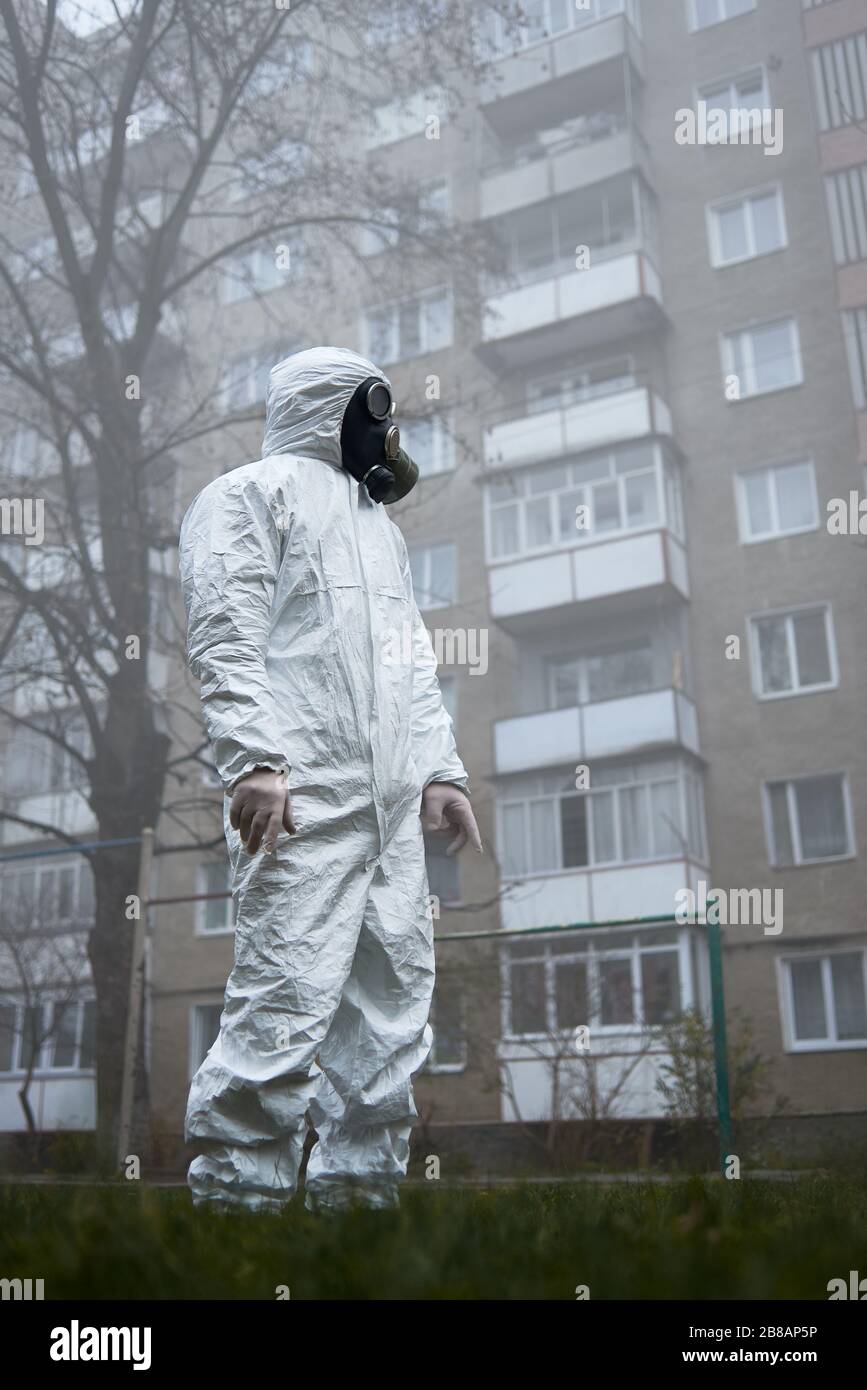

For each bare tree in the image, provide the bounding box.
[0,0,505,1160]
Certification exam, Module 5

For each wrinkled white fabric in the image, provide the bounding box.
[179,346,467,1210]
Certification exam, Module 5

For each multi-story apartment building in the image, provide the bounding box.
[2,0,866,1161]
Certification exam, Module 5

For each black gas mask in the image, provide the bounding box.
[340,377,419,505]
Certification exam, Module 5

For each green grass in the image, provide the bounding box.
[2,1178,866,1299]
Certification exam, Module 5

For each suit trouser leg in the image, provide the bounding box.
[305,808,434,1211]
[185,806,379,1211]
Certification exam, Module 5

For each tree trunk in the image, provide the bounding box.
[87,693,168,1168]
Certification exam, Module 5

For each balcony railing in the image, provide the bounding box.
[481,249,664,363]
[494,688,699,777]
[484,385,672,471]
[487,526,689,629]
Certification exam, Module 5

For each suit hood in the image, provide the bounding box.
[261,345,391,469]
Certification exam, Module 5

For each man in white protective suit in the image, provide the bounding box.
[179,345,481,1212]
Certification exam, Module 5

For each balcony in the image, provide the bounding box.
[0,1077,95,1132]
[478,13,643,123]
[481,127,652,222]
[488,527,689,632]
[0,790,94,846]
[499,857,707,935]
[485,385,672,471]
[481,250,665,369]
[494,688,699,777]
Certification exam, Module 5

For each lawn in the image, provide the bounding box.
[2,1178,865,1300]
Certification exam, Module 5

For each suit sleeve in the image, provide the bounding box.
[179,475,292,794]
[405,564,470,798]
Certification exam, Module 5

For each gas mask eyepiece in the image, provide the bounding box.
[340,376,418,505]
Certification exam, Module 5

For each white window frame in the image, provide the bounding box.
[404,412,455,478]
[484,444,681,565]
[735,459,819,544]
[545,637,657,709]
[688,0,757,34]
[407,541,456,611]
[362,287,453,366]
[721,318,803,401]
[496,762,707,881]
[482,0,640,57]
[694,65,770,129]
[219,241,302,304]
[706,185,787,268]
[231,138,311,205]
[0,995,95,1075]
[189,1000,224,1079]
[359,178,450,258]
[195,862,235,937]
[0,856,95,933]
[365,86,448,149]
[824,163,867,267]
[438,673,457,722]
[843,306,867,411]
[777,950,867,1053]
[426,983,467,1073]
[219,345,283,414]
[811,31,867,134]
[4,712,91,797]
[501,926,690,1042]
[747,603,839,701]
[762,772,856,868]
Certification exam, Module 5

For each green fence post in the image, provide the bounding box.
[706,919,733,1175]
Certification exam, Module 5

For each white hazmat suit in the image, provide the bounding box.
[179,346,469,1212]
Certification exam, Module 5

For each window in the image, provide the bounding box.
[363,289,452,364]
[5,426,47,481]
[246,39,313,98]
[220,346,285,413]
[0,857,94,933]
[842,307,867,411]
[196,861,235,935]
[5,712,91,796]
[190,1003,223,1076]
[427,982,466,1071]
[233,138,310,202]
[491,175,653,289]
[360,180,449,256]
[425,835,460,906]
[408,542,456,609]
[735,460,818,543]
[690,0,755,30]
[698,67,769,136]
[707,188,786,266]
[749,606,836,699]
[403,414,454,477]
[781,951,867,1051]
[505,927,682,1038]
[0,997,95,1074]
[480,0,640,56]
[498,760,706,877]
[723,319,802,399]
[525,357,635,415]
[825,165,867,267]
[547,639,656,708]
[438,675,457,724]
[486,443,682,562]
[366,2,446,46]
[764,774,853,866]
[219,241,303,303]
[365,87,447,148]
[811,31,867,133]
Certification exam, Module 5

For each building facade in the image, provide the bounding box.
[2,0,866,1156]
